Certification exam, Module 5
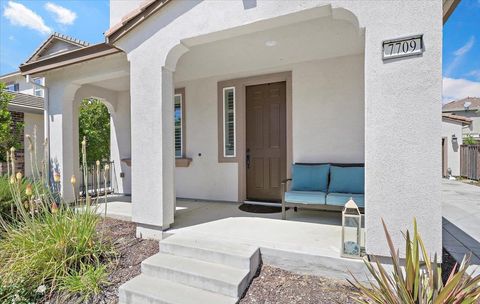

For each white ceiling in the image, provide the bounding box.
[175,16,364,82]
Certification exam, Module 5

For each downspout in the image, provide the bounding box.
[25,75,50,184]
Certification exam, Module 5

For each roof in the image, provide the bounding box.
[0,70,21,79]
[105,0,459,43]
[20,43,121,76]
[8,92,44,114]
[442,113,472,125]
[105,0,172,43]
[25,32,90,64]
[442,97,480,112]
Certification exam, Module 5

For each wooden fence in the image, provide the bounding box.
[460,145,480,180]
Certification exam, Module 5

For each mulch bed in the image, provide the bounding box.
[240,265,362,304]
[45,218,463,303]
[88,218,159,304]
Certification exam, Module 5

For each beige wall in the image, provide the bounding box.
[174,54,364,202]
[441,119,464,176]
[24,113,45,177]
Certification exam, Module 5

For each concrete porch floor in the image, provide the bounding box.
[94,197,367,280]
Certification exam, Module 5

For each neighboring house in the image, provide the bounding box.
[443,97,480,140]
[0,71,45,177]
[16,0,458,262]
[441,113,472,177]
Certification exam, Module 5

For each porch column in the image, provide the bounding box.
[363,11,442,257]
[130,58,175,239]
[47,82,80,202]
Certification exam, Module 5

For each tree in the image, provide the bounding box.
[78,98,110,165]
[0,83,23,163]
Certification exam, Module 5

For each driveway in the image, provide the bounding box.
[442,179,480,268]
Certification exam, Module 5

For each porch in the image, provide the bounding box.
[95,196,366,280]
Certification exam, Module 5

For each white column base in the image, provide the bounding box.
[136,223,170,240]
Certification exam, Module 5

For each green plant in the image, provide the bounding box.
[0,131,114,303]
[59,263,109,302]
[349,219,480,303]
[463,135,477,145]
[79,98,110,165]
[0,83,24,163]
[0,175,27,222]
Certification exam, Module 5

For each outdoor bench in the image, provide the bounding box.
[281,163,364,220]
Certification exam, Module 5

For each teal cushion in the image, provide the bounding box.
[328,166,364,194]
[290,164,330,191]
[326,193,364,208]
[284,191,326,204]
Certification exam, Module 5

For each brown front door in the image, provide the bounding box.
[246,82,287,202]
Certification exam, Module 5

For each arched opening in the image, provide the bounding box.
[71,84,131,201]
[77,97,113,198]
[163,5,365,229]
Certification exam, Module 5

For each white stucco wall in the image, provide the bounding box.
[174,54,364,202]
[114,0,442,256]
[23,113,45,177]
[0,73,36,95]
[110,91,132,194]
[174,77,238,202]
[293,55,364,163]
[441,119,464,176]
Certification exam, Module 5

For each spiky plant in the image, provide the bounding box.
[349,219,480,303]
[0,130,114,303]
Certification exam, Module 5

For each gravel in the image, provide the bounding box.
[89,218,159,304]
[46,218,460,303]
[240,265,362,304]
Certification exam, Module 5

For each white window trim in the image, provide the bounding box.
[32,77,44,97]
[174,93,183,159]
[223,87,236,158]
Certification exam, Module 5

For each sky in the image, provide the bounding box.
[0,0,479,102]
[0,0,108,74]
[442,0,480,103]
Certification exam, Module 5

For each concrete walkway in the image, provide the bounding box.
[442,180,480,274]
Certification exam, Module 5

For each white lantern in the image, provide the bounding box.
[341,198,364,258]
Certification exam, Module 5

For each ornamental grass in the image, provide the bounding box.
[0,129,114,303]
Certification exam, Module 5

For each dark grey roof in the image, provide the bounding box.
[8,92,44,111]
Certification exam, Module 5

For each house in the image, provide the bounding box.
[0,71,44,177]
[443,97,480,141]
[441,113,472,177]
[16,0,458,266]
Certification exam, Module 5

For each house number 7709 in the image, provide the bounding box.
[382,34,424,60]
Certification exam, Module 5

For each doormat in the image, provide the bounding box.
[238,203,287,214]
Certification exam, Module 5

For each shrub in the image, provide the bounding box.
[0,83,24,163]
[463,135,478,145]
[349,219,480,303]
[59,263,109,302]
[0,175,28,222]
[0,132,114,303]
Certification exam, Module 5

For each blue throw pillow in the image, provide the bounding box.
[328,166,364,194]
[291,164,330,192]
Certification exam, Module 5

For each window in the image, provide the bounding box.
[174,93,183,158]
[223,87,236,157]
[5,83,19,92]
[32,77,44,97]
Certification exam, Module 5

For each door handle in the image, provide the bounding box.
[246,148,251,169]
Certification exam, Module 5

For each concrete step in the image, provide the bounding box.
[141,252,251,298]
[160,233,260,271]
[119,274,237,304]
